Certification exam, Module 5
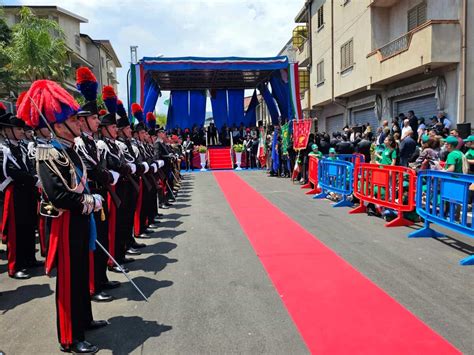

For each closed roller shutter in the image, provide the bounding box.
[395,94,438,121]
[326,114,344,134]
[352,107,379,131]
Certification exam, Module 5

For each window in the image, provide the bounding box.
[101,57,105,68]
[317,61,325,85]
[408,2,427,31]
[75,34,80,48]
[317,5,324,29]
[340,39,354,72]
[299,69,310,92]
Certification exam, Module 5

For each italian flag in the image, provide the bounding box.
[130,63,145,118]
[288,62,303,121]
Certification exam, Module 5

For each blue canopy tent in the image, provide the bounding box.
[129,56,301,130]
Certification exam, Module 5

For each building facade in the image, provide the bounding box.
[289,0,472,136]
[2,6,121,100]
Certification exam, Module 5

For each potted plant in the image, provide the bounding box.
[198,146,207,171]
[233,144,244,170]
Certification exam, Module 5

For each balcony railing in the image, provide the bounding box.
[378,33,411,60]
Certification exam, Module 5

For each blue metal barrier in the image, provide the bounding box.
[314,159,354,207]
[408,170,474,265]
[329,153,365,165]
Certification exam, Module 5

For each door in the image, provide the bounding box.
[325,114,344,134]
[352,107,379,131]
[395,94,438,122]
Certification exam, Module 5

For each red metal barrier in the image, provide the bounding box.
[350,164,417,227]
[303,156,321,194]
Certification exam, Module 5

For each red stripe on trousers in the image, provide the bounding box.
[88,251,95,295]
[134,179,143,236]
[2,186,17,276]
[53,211,73,347]
[107,185,117,267]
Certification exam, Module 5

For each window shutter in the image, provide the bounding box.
[408,8,418,30]
[417,3,427,24]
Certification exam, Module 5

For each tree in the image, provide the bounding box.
[1,7,71,85]
[0,7,16,93]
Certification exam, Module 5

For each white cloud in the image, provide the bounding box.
[11,0,303,113]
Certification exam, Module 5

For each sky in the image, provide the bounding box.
[4,0,302,114]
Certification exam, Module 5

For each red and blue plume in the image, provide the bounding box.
[17,80,80,128]
[102,85,117,114]
[146,112,156,130]
[117,99,127,118]
[99,109,107,116]
[16,91,27,111]
[131,103,144,122]
[76,67,98,102]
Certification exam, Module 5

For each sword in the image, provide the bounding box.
[95,239,149,302]
[165,179,176,200]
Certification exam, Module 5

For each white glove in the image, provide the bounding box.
[142,162,150,173]
[157,160,164,168]
[109,170,120,186]
[92,194,103,212]
[127,163,137,174]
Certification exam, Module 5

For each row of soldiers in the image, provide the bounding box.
[0,67,183,353]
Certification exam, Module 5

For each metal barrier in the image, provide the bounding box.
[314,159,354,207]
[350,164,417,227]
[408,171,474,265]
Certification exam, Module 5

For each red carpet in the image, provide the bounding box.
[208,147,233,169]
[213,171,460,355]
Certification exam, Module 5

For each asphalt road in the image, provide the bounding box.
[0,173,307,355]
[0,170,472,354]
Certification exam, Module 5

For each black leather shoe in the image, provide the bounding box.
[91,292,113,303]
[10,270,30,279]
[159,204,169,209]
[149,222,160,228]
[60,340,98,354]
[108,265,129,273]
[168,198,176,202]
[131,241,146,249]
[136,233,150,239]
[88,320,109,330]
[102,280,120,290]
[164,202,172,207]
[126,247,141,255]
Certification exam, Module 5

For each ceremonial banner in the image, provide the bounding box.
[293,119,312,150]
[281,122,290,154]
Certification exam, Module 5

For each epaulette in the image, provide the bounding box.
[36,143,59,161]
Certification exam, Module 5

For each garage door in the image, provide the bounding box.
[326,114,344,134]
[352,107,379,131]
[395,94,438,121]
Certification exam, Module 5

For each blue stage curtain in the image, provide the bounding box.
[168,90,189,130]
[270,70,291,121]
[166,102,174,130]
[211,89,228,129]
[143,77,161,115]
[189,90,207,130]
[227,89,244,127]
[244,90,258,127]
[259,83,280,125]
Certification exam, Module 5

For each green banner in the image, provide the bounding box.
[281,122,290,154]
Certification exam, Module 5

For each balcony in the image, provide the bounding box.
[369,0,400,7]
[367,20,460,85]
[300,89,310,111]
[296,40,310,67]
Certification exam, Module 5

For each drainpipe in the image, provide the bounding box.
[331,0,335,103]
[91,40,103,89]
[459,0,467,123]
[307,0,313,116]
